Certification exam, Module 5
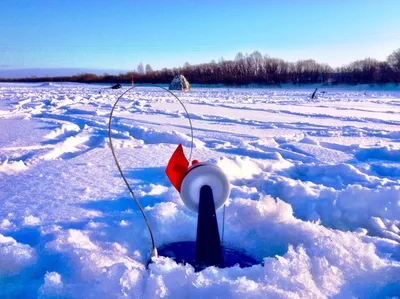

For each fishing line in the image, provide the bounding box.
[108,85,194,258]
[221,204,226,247]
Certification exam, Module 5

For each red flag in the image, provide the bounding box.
[165,144,189,192]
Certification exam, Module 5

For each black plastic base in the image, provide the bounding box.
[196,185,224,268]
[158,241,259,271]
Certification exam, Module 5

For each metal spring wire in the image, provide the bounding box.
[108,84,227,257]
[108,85,194,257]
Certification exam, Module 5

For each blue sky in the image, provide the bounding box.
[1,0,399,72]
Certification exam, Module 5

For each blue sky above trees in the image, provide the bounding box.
[1,0,399,72]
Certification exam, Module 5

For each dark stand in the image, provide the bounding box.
[195,185,224,270]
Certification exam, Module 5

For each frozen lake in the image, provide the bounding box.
[1,83,399,298]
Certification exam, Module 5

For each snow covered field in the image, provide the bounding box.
[1,82,400,298]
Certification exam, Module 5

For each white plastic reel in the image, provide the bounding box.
[180,162,231,213]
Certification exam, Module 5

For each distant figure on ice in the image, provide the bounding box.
[99,83,122,94]
[311,88,318,99]
[111,83,122,89]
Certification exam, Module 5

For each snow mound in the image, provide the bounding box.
[45,229,146,295]
[143,196,397,299]
[23,215,41,226]
[38,272,64,298]
[355,146,400,162]
[38,82,59,87]
[0,159,28,174]
[0,234,37,276]
[44,123,81,140]
[37,82,87,88]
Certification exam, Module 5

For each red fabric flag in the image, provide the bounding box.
[165,144,189,192]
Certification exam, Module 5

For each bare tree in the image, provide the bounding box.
[388,49,400,82]
[10,48,400,85]
[388,49,400,71]
[137,62,144,74]
[145,64,153,74]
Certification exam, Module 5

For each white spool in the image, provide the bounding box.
[180,162,231,213]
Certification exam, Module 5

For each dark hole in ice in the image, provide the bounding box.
[157,241,259,271]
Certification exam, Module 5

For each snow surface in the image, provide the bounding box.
[1,83,400,298]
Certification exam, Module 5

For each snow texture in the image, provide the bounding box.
[1,83,400,298]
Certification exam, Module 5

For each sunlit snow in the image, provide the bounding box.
[1,83,399,298]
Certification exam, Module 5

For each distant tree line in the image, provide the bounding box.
[2,49,400,86]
